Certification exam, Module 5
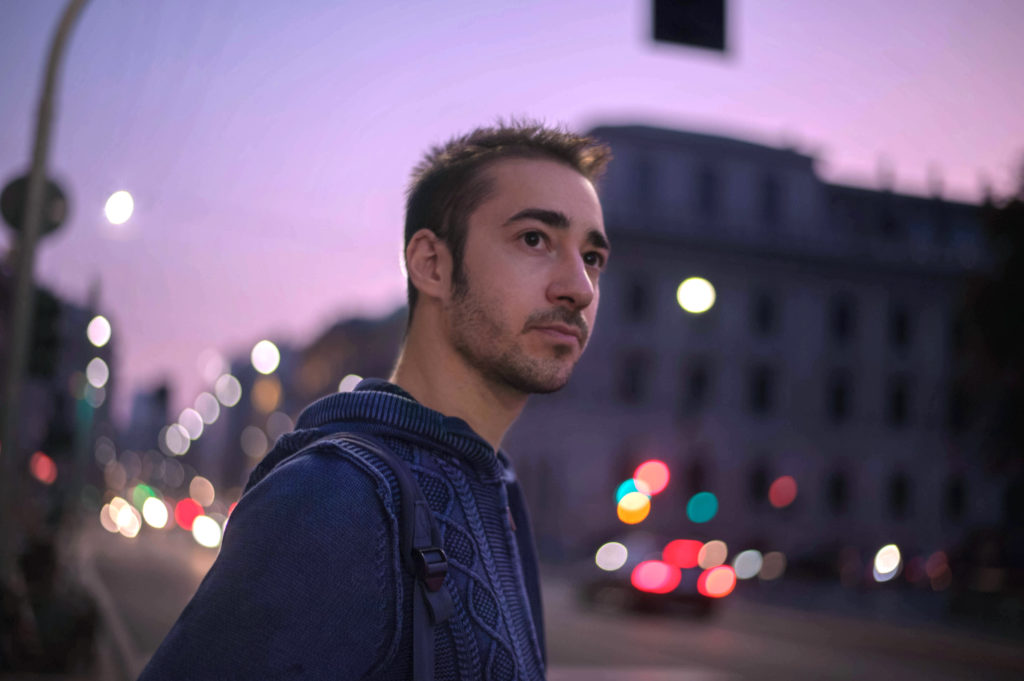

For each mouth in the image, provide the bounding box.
[530,324,583,347]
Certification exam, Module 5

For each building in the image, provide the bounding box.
[505,124,1001,566]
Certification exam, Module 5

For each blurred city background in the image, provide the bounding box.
[1,1,1023,679]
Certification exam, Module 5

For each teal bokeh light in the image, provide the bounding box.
[615,479,641,503]
[686,492,718,523]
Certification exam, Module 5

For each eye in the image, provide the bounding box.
[583,251,606,269]
[522,231,543,248]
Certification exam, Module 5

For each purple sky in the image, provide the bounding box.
[1,0,1021,423]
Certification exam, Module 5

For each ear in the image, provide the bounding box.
[405,228,453,303]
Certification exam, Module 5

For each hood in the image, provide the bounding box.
[245,378,507,492]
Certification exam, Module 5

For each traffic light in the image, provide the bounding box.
[653,0,727,53]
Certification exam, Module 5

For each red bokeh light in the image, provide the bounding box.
[175,498,204,531]
[228,502,238,516]
[768,475,798,508]
[697,565,737,598]
[631,560,682,594]
[634,460,670,495]
[29,451,57,485]
[663,539,703,569]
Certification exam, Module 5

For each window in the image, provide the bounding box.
[827,471,849,516]
[617,350,651,404]
[760,174,782,226]
[680,359,712,414]
[685,458,708,497]
[748,364,776,414]
[698,165,719,219]
[886,375,911,427]
[749,463,769,508]
[944,476,966,522]
[888,472,911,519]
[829,294,857,345]
[826,370,851,423]
[626,277,650,323]
[751,292,777,337]
[947,382,969,432]
[888,303,912,351]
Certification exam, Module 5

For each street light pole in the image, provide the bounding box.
[1,0,91,570]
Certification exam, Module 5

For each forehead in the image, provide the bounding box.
[473,157,605,228]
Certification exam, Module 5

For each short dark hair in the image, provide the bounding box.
[403,121,612,321]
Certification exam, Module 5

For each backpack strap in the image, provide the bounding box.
[311,432,453,681]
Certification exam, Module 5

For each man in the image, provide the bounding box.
[138,122,611,680]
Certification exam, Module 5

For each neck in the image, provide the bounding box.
[390,318,527,452]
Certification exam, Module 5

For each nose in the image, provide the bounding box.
[547,251,596,311]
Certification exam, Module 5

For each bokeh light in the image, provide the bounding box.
[698,540,728,569]
[759,551,787,580]
[142,497,169,529]
[98,504,118,533]
[617,491,652,524]
[241,426,269,460]
[615,478,651,503]
[251,376,282,413]
[686,492,718,523]
[192,515,222,548]
[926,551,952,591]
[29,451,57,485]
[114,502,142,538]
[174,498,204,531]
[697,565,736,598]
[768,475,798,508]
[676,277,716,314]
[338,373,363,392]
[634,460,670,495]
[130,483,154,509]
[163,423,190,456]
[194,392,221,424]
[86,357,109,389]
[178,407,204,440]
[86,315,112,347]
[198,348,228,385]
[873,544,902,582]
[84,385,106,408]
[189,475,216,507]
[733,549,764,580]
[631,560,682,594]
[104,190,134,225]
[663,539,702,569]
[251,340,280,375]
[266,411,294,441]
[214,373,242,407]
[595,542,629,571]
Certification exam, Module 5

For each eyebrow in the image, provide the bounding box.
[504,207,611,252]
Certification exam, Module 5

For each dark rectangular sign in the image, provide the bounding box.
[653,0,727,52]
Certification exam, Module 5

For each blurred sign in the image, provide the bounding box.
[1,175,68,237]
[653,0,727,52]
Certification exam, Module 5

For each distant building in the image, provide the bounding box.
[505,124,1000,565]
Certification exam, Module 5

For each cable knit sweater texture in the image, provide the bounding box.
[138,378,547,681]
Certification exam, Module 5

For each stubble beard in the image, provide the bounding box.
[448,274,581,395]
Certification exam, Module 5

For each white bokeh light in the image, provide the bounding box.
[595,542,629,572]
[87,315,112,347]
[214,374,242,407]
[676,277,716,314]
[251,340,280,375]
[178,408,204,440]
[194,392,221,424]
[86,357,110,389]
[338,374,363,392]
[104,190,134,225]
[191,515,222,548]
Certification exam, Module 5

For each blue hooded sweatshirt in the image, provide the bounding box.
[138,379,546,680]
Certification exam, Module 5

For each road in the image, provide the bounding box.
[73,523,1024,681]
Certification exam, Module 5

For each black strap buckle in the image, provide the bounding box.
[412,546,448,592]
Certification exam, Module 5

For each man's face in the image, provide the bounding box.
[446,157,609,395]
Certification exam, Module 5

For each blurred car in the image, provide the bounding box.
[577,531,720,617]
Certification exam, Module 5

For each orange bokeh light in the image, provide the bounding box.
[697,565,737,598]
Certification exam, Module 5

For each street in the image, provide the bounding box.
[75,523,1024,681]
